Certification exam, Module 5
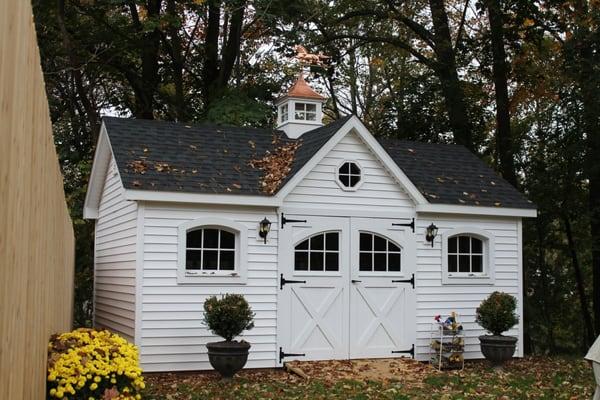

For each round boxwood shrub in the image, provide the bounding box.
[476,291,519,336]
[47,328,144,399]
[203,294,255,341]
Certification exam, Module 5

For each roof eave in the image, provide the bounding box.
[416,203,537,218]
[124,189,282,208]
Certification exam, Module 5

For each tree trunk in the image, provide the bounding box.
[166,0,186,121]
[56,0,100,140]
[203,0,221,107]
[562,213,595,346]
[428,0,473,150]
[485,0,517,187]
[571,0,600,335]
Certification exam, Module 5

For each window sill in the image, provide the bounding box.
[442,274,494,286]
[177,271,247,285]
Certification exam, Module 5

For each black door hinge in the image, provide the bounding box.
[281,213,307,229]
[392,218,415,233]
[279,347,306,363]
[392,273,415,289]
[391,344,415,359]
[280,273,307,290]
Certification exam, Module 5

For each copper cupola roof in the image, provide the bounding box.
[282,73,325,101]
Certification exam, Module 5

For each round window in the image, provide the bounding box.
[338,161,361,188]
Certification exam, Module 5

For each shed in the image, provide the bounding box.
[84,76,535,372]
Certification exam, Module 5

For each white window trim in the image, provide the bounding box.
[177,217,248,285]
[335,159,365,191]
[441,227,495,285]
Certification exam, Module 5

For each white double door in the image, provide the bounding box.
[277,215,416,362]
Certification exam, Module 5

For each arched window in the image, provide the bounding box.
[442,228,495,285]
[177,217,248,284]
[447,235,483,274]
[294,231,340,272]
[185,228,236,271]
[359,232,402,272]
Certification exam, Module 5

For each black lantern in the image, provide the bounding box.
[425,223,438,247]
[259,217,271,244]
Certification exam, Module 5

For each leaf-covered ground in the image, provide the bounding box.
[143,356,595,399]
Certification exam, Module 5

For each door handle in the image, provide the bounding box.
[352,279,362,283]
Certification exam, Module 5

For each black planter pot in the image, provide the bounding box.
[478,335,517,366]
[206,340,251,378]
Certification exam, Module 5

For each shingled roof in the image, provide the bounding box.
[103,116,534,209]
[377,138,535,209]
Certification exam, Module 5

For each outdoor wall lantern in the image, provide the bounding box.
[259,217,271,244]
[425,223,438,247]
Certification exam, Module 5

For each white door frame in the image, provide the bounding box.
[276,214,350,363]
[276,210,417,364]
[349,217,417,358]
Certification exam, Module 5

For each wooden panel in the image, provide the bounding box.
[140,205,279,371]
[93,158,138,339]
[284,132,415,211]
[0,0,75,398]
[413,216,522,360]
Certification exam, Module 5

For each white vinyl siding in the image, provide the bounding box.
[414,216,522,361]
[284,132,414,212]
[139,204,278,372]
[94,157,137,341]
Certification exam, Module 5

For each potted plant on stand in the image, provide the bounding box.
[203,293,255,378]
[476,291,519,367]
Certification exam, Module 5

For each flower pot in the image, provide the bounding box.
[206,340,251,378]
[478,335,517,366]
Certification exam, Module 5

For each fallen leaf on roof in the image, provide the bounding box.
[223,149,229,154]
[232,183,242,190]
[154,162,171,173]
[127,160,148,174]
[462,192,469,196]
[425,193,439,199]
[189,144,197,150]
[249,140,302,195]
[192,169,198,174]
[436,177,445,183]
[490,181,496,186]
[233,165,241,173]
[494,202,502,206]
[143,147,149,153]
[248,140,256,149]
[458,199,466,203]
[407,148,416,154]
[132,180,142,187]
[481,189,488,192]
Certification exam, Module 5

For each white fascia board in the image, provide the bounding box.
[124,189,282,208]
[276,115,428,205]
[416,204,537,218]
[83,124,112,220]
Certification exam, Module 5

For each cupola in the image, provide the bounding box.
[276,73,325,138]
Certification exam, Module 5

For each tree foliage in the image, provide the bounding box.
[32,0,600,354]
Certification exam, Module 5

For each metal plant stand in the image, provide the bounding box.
[429,324,465,371]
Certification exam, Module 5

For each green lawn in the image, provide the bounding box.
[143,357,595,399]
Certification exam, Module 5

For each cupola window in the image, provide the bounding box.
[295,103,317,121]
[280,104,288,123]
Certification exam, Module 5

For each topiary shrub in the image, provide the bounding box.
[47,328,144,399]
[203,294,255,342]
[476,291,519,336]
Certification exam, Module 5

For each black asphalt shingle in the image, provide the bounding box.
[103,116,534,209]
[377,138,535,209]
